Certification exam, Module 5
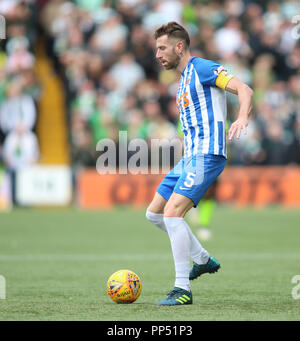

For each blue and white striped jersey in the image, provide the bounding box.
[176,56,232,159]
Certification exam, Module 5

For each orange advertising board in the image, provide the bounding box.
[77,169,164,209]
[216,167,300,207]
[77,167,300,209]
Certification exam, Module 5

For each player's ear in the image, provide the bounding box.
[176,41,184,56]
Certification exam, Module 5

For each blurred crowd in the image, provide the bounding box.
[0,0,40,176]
[1,0,300,171]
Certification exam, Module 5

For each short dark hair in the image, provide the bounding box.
[154,21,190,49]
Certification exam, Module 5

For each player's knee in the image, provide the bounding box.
[163,204,183,218]
[164,199,193,218]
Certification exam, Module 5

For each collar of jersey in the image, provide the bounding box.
[181,56,196,75]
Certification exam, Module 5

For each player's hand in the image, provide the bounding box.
[228,117,248,141]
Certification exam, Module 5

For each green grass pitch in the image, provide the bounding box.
[0,206,299,321]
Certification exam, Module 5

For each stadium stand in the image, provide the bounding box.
[0,0,40,203]
[37,0,300,168]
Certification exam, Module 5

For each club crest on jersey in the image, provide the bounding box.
[214,65,225,75]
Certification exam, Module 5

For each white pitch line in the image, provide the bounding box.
[0,253,299,261]
[0,254,171,261]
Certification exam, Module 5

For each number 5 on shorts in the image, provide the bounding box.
[184,172,196,188]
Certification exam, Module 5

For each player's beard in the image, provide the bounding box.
[164,48,181,70]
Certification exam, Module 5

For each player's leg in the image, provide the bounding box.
[155,192,195,305]
[165,193,211,266]
[146,190,212,260]
[156,155,226,305]
[156,192,215,305]
[166,155,224,278]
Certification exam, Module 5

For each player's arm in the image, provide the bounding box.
[215,70,253,141]
[225,77,253,140]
